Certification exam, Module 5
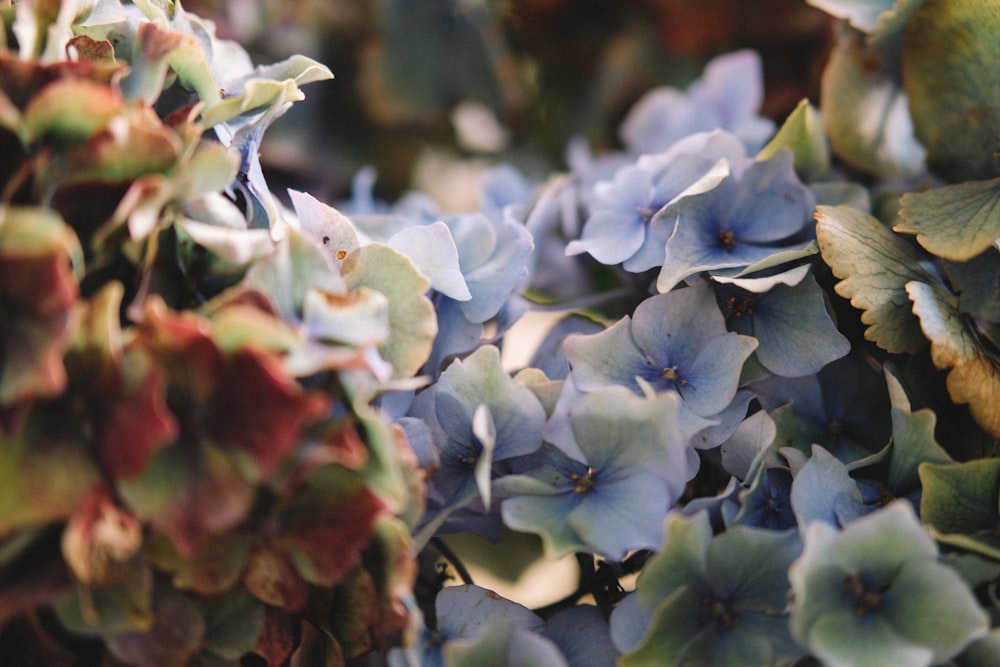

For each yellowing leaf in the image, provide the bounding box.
[904,0,1000,181]
[907,281,1000,437]
[820,29,925,178]
[815,204,934,353]
[896,178,1000,261]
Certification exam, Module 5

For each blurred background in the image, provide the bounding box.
[185,0,835,209]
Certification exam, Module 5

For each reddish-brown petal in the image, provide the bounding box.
[132,297,224,401]
[212,347,329,477]
[0,246,78,415]
[252,606,301,667]
[98,364,178,480]
[278,468,387,588]
[243,543,310,613]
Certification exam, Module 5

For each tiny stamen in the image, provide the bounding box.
[717,229,736,251]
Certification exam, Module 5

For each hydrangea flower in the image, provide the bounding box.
[117,296,330,557]
[496,387,690,560]
[789,501,989,667]
[619,50,776,155]
[713,267,851,377]
[733,466,796,530]
[566,131,743,272]
[751,355,891,463]
[611,511,804,666]
[656,150,815,293]
[565,281,757,417]
[409,345,546,533]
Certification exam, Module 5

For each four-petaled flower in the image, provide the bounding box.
[565,280,757,418]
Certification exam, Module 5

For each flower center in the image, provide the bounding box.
[717,229,736,251]
[639,203,662,224]
[700,596,736,629]
[844,573,890,616]
[455,442,478,467]
[569,466,596,493]
[662,365,687,386]
[725,295,755,318]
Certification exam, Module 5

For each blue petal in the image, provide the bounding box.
[630,282,729,364]
[727,151,812,243]
[566,208,647,265]
[568,471,670,560]
[437,585,544,639]
[678,332,758,416]
[747,275,852,377]
[791,445,866,529]
[564,317,648,394]
[543,606,618,667]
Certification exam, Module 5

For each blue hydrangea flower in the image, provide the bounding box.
[656,150,815,292]
[750,355,891,463]
[733,466,796,530]
[495,387,690,560]
[566,131,744,272]
[409,345,546,526]
[565,281,757,417]
[714,268,851,377]
[619,50,776,155]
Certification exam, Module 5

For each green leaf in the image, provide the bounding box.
[930,530,1000,562]
[815,204,935,354]
[819,29,926,178]
[943,249,1000,325]
[904,0,1000,181]
[341,243,436,380]
[896,178,1000,261]
[907,281,1000,437]
[757,99,829,181]
[919,458,1000,536]
[883,367,952,493]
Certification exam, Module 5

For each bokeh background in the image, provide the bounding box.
[184,0,835,209]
